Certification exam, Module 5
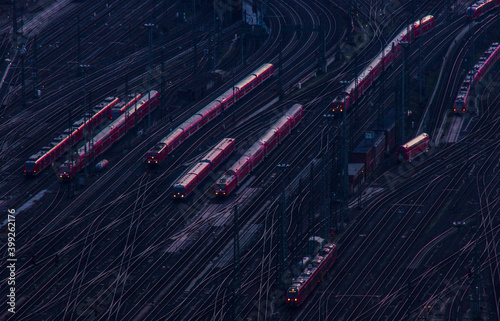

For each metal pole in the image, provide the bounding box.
[340,99,348,231]
[145,22,154,128]
[233,204,240,320]
[82,65,88,177]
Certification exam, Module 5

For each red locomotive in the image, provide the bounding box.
[173,138,235,198]
[395,133,430,162]
[286,242,338,306]
[467,0,500,19]
[331,15,435,112]
[59,91,159,179]
[24,96,119,175]
[454,43,500,113]
[214,104,303,196]
[146,63,274,165]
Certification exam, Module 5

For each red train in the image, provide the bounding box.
[173,138,235,198]
[59,91,159,179]
[286,242,338,306]
[467,0,500,19]
[331,15,435,112]
[111,93,142,119]
[214,104,303,196]
[24,96,120,175]
[454,42,500,113]
[146,63,274,165]
[395,133,430,162]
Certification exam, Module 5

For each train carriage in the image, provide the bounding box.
[260,130,278,154]
[396,133,430,162]
[273,117,291,141]
[287,104,304,126]
[234,74,257,100]
[246,142,266,169]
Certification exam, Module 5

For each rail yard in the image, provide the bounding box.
[1,0,500,320]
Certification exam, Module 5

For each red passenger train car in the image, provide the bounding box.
[396,133,430,162]
[59,91,159,179]
[146,63,274,165]
[286,243,338,306]
[172,138,235,198]
[24,96,119,175]
[215,104,303,196]
[331,15,435,112]
[467,0,500,19]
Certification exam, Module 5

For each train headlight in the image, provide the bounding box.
[295,299,297,301]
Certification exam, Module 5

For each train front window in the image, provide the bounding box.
[25,162,35,172]
[287,288,298,298]
[216,183,226,191]
[173,186,185,196]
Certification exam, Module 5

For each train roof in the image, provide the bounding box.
[162,128,185,146]
[286,103,303,117]
[244,141,265,158]
[260,129,277,144]
[174,173,198,187]
[273,114,291,130]
[198,101,221,118]
[188,161,211,176]
[180,114,203,131]
[214,137,235,150]
[227,155,250,175]
[216,172,236,185]
[402,133,429,149]
[234,74,257,90]
[251,63,274,77]
[217,88,235,105]
[201,138,235,163]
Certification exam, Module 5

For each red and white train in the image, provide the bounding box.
[395,132,430,162]
[24,96,121,175]
[146,63,274,165]
[173,138,235,198]
[110,93,142,119]
[286,242,338,306]
[454,42,500,113]
[332,15,435,112]
[59,90,159,179]
[467,0,500,19]
[215,104,303,196]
